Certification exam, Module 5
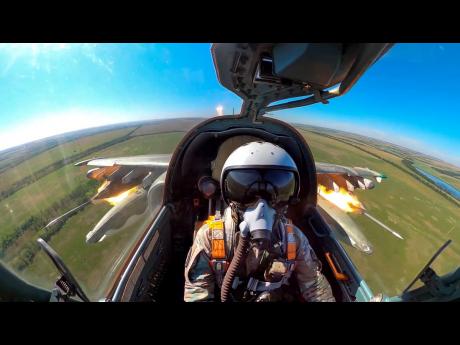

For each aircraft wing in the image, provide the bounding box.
[317,198,373,254]
[75,154,172,168]
[75,154,172,200]
[73,154,172,243]
[76,156,385,192]
[73,155,388,251]
[315,162,390,254]
[315,162,386,192]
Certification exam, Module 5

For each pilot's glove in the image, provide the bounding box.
[292,226,336,302]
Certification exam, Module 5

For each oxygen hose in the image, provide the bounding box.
[221,235,250,302]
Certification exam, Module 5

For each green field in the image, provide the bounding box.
[0,127,136,198]
[1,119,459,300]
[0,124,186,299]
[21,201,154,300]
[129,118,199,136]
[0,130,183,255]
[88,131,184,158]
[300,129,460,295]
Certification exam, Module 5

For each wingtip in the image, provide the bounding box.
[74,158,92,167]
[74,157,104,166]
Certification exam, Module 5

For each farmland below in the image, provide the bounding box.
[1,117,459,299]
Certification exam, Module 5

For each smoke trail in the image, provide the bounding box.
[45,200,91,229]
[363,212,404,240]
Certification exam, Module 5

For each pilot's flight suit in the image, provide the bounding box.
[184,207,335,302]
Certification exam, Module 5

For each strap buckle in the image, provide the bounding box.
[210,259,229,273]
[210,259,229,287]
[287,261,296,272]
[247,277,286,292]
[247,277,260,291]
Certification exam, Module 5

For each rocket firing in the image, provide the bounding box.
[318,184,404,240]
[363,212,404,240]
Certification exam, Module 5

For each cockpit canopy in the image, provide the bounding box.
[211,43,393,118]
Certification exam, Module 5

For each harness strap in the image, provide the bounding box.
[286,219,297,261]
[245,219,297,293]
[247,277,286,292]
[207,213,297,291]
[206,215,228,287]
[208,216,226,259]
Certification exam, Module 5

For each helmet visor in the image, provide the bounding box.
[224,169,296,205]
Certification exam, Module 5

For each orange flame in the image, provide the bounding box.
[104,186,138,206]
[318,184,364,213]
[97,180,110,193]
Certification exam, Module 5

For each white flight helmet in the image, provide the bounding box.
[220,141,300,207]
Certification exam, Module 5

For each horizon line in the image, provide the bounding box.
[0,115,459,169]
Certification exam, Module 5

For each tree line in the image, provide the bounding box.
[0,179,98,271]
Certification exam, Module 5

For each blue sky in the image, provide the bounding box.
[0,43,459,166]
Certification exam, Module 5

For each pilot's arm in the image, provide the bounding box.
[184,224,215,302]
[293,226,336,302]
